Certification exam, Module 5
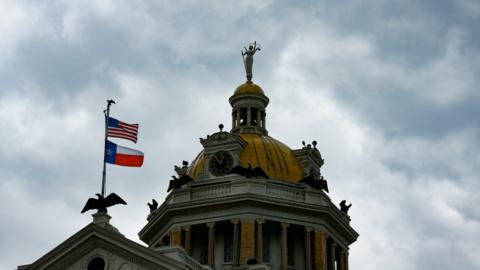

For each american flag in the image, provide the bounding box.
[107,116,139,143]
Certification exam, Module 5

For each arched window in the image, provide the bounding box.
[87,257,105,270]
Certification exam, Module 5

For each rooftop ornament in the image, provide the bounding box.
[241,41,261,82]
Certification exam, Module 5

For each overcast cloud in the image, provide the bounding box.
[1,0,479,269]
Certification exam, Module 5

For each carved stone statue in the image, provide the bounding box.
[242,41,261,81]
[339,200,352,214]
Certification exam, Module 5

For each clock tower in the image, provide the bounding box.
[139,55,358,269]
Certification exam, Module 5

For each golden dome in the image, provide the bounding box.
[187,133,304,183]
[233,81,265,96]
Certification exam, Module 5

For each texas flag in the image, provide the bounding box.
[105,140,144,167]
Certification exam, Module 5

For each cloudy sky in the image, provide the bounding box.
[1,0,479,269]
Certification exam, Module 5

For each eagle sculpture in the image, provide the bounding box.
[298,175,329,192]
[227,164,269,179]
[81,193,127,213]
[148,199,158,213]
[167,174,194,192]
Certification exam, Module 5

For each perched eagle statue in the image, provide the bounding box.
[148,199,158,213]
[227,164,269,179]
[167,174,194,192]
[299,175,329,192]
[81,193,127,214]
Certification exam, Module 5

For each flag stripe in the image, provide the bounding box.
[115,153,143,167]
[108,134,137,143]
[116,144,143,156]
[108,127,137,136]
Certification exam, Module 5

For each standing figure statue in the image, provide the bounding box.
[242,41,261,82]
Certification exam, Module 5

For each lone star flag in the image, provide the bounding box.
[107,117,139,143]
[106,140,143,167]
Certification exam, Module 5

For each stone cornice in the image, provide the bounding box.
[139,178,358,248]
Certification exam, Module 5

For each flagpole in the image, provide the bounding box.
[102,99,115,197]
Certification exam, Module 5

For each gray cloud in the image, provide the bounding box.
[1,1,479,269]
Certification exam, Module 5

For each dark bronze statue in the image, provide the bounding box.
[167,174,194,192]
[81,193,126,213]
[241,41,261,82]
[148,199,158,213]
[227,164,269,179]
[339,200,352,214]
[299,175,329,192]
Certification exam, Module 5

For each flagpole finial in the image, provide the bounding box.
[107,99,115,106]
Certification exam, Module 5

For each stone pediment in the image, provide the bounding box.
[17,220,208,270]
[199,131,247,150]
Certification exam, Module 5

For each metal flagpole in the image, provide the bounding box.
[101,99,115,197]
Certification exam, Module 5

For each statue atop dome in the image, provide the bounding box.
[241,41,261,82]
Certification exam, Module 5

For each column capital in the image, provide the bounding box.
[305,226,314,232]
[241,217,255,223]
[206,222,215,228]
[183,225,191,231]
[281,222,290,229]
[256,218,265,224]
[231,218,240,224]
[170,226,182,233]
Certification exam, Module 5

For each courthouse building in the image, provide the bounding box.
[18,52,358,270]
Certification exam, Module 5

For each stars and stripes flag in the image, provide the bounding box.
[107,116,139,143]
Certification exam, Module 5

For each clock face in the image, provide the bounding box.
[209,151,234,176]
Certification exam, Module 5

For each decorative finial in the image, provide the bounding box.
[219,123,224,132]
[312,140,317,148]
[241,41,261,82]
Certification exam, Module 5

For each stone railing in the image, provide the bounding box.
[165,178,329,207]
[266,183,305,201]
[191,183,231,200]
[183,179,318,204]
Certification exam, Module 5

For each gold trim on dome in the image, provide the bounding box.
[238,133,303,182]
[187,133,304,183]
[233,81,265,96]
[186,151,205,179]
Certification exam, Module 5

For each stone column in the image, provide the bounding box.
[328,241,336,270]
[232,111,236,130]
[240,219,255,265]
[236,109,240,128]
[336,247,343,270]
[170,226,182,246]
[343,250,349,270]
[207,222,215,267]
[231,219,240,265]
[313,229,327,270]
[263,112,266,130]
[257,109,261,128]
[280,222,289,270]
[247,107,251,125]
[304,226,313,270]
[256,219,265,263]
[183,225,191,254]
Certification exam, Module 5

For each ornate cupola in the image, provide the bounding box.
[229,81,269,135]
